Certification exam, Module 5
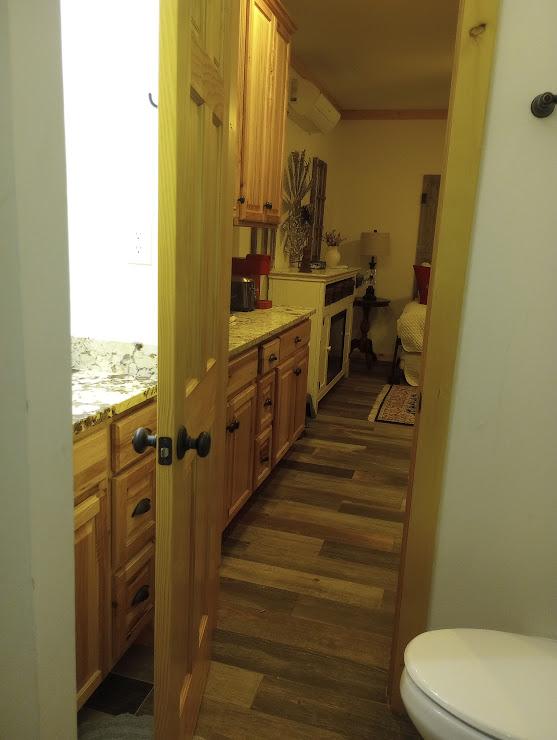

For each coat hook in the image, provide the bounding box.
[531,91,556,118]
[148,93,158,109]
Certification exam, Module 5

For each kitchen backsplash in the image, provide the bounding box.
[72,337,157,380]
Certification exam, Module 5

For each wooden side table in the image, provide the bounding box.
[350,297,390,367]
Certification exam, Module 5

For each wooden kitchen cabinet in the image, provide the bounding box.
[273,354,297,465]
[226,382,258,522]
[236,0,295,225]
[273,346,309,465]
[74,483,110,709]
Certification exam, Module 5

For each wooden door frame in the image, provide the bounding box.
[388,0,501,711]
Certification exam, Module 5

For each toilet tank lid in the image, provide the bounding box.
[405,629,557,740]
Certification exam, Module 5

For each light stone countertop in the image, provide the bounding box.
[72,305,313,436]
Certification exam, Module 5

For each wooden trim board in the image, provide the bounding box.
[340,109,448,120]
[388,0,501,712]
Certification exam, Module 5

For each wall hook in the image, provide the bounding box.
[531,91,556,118]
[148,92,158,109]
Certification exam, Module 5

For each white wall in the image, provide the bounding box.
[61,0,159,344]
[276,116,446,356]
[429,1,557,636]
[1,1,76,737]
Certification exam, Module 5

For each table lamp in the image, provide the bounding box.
[360,230,390,299]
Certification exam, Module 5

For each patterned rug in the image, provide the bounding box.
[368,384,419,426]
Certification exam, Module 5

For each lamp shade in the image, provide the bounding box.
[360,231,390,257]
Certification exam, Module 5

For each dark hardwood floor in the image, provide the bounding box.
[196,359,418,739]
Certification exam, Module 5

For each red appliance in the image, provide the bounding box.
[232,255,272,308]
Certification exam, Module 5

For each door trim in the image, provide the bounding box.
[388,0,501,711]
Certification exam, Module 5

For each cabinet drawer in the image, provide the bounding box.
[279,320,311,361]
[257,372,275,433]
[260,338,280,375]
[112,457,156,570]
[113,542,155,662]
[74,427,108,502]
[111,401,156,474]
[227,348,258,397]
[253,426,273,490]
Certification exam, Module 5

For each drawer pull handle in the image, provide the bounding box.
[294,336,302,344]
[227,419,240,433]
[131,585,150,607]
[260,454,270,464]
[132,498,151,517]
[294,368,302,376]
[237,195,246,204]
[269,353,278,362]
[263,398,273,408]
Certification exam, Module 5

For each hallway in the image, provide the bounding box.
[196,360,418,739]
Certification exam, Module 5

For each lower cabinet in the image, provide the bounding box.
[273,346,309,465]
[226,382,257,523]
[74,483,110,709]
[224,320,311,527]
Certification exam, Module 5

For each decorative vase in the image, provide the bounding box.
[325,245,341,268]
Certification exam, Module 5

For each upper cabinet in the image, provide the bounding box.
[236,0,295,226]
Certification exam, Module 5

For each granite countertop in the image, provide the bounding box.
[228,305,314,357]
[72,305,313,436]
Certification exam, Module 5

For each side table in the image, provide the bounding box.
[350,297,390,368]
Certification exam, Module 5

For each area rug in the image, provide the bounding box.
[368,384,418,426]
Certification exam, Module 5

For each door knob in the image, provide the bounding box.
[176,425,212,459]
[132,427,157,454]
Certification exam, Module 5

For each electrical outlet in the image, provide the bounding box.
[129,229,151,265]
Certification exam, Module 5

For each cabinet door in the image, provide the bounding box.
[253,426,273,489]
[74,486,109,709]
[227,382,257,521]
[273,355,296,465]
[292,347,309,440]
[256,371,275,433]
[264,21,290,224]
[238,0,275,222]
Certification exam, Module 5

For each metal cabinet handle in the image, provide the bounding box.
[237,195,246,204]
[263,398,273,408]
[132,427,156,454]
[227,419,240,433]
[294,368,302,376]
[131,585,150,607]
[132,498,151,517]
[269,353,278,362]
[260,454,270,464]
[294,336,302,344]
[263,201,273,209]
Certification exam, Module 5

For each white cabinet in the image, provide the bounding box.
[268,269,357,412]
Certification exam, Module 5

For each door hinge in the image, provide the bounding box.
[158,437,173,465]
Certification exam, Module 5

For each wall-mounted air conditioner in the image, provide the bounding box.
[288,72,340,135]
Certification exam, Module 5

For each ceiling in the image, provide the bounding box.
[282,0,459,111]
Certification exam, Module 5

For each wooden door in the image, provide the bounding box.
[239,0,275,222]
[264,20,290,224]
[292,347,309,440]
[74,492,104,708]
[155,1,232,736]
[227,383,257,520]
[273,355,296,464]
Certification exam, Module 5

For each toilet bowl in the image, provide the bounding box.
[400,628,557,740]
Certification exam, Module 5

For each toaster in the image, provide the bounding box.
[230,276,256,312]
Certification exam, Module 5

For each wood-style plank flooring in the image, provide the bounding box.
[196,359,419,739]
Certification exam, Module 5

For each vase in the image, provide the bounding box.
[325,245,341,268]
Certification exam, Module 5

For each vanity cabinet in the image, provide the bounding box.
[236,0,295,226]
[224,319,310,527]
[73,399,156,709]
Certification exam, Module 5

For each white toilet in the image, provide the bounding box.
[400,628,557,739]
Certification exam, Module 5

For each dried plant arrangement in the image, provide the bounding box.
[281,150,313,267]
